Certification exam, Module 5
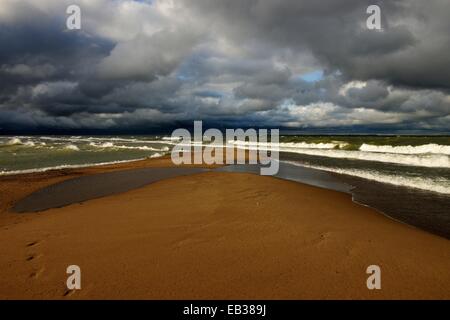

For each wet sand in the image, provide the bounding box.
[13,167,209,213]
[0,156,449,299]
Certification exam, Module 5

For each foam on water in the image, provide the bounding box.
[37,136,175,145]
[90,142,115,148]
[2,138,36,147]
[359,143,450,155]
[282,147,449,168]
[88,142,169,151]
[64,144,80,151]
[228,140,338,149]
[0,158,149,176]
[2,135,449,178]
[6,138,23,145]
[162,136,182,141]
[284,161,450,195]
[227,140,450,168]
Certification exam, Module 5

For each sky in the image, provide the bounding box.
[0,0,449,134]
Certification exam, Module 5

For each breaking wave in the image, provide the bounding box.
[64,144,80,151]
[0,157,158,176]
[226,140,449,168]
[6,138,23,146]
[284,161,450,195]
[162,136,182,141]
[88,142,169,152]
[281,148,449,168]
[38,136,176,145]
[228,140,341,149]
[1,138,36,147]
[149,152,163,158]
[359,143,450,155]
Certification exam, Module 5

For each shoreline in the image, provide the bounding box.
[2,155,450,240]
[2,154,450,240]
[0,156,449,299]
[0,155,213,227]
[0,157,149,177]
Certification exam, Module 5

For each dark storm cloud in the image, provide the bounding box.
[0,8,112,82]
[0,1,114,123]
[185,0,450,90]
[0,0,449,133]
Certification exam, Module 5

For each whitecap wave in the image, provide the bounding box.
[23,141,35,147]
[64,144,80,151]
[281,147,449,168]
[0,158,147,176]
[226,140,450,168]
[228,140,339,149]
[162,136,182,141]
[89,142,169,151]
[2,138,37,147]
[359,143,450,155]
[6,138,23,145]
[284,161,450,195]
[149,152,163,158]
[89,142,114,148]
[38,136,176,145]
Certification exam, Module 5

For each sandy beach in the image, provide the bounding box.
[0,156,449,299]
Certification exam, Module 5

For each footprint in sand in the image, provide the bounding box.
[26,240,40,247]
[29,267,45,279]
[25,241,45,280]
[26,255,35,261]
[25,241,43,262]
[63,289,76,297]
[25,253,43,261]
